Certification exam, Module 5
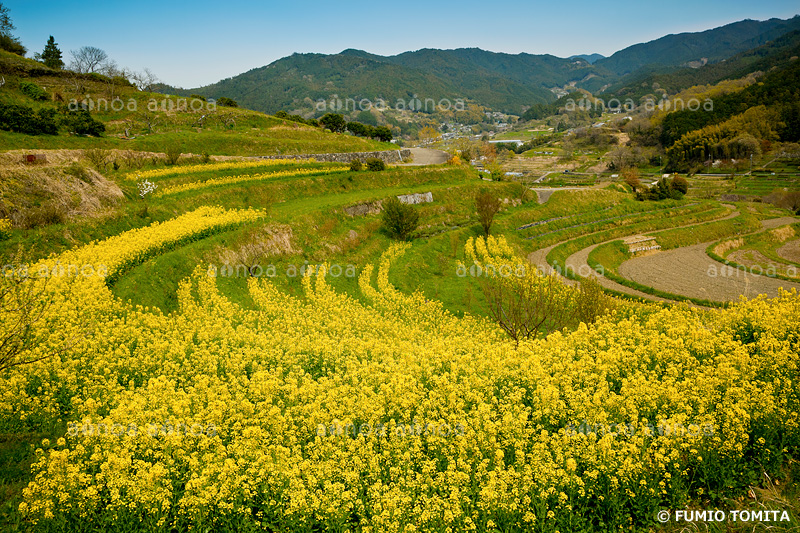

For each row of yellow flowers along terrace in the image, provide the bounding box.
[127,158,318,180]
[154,167,350,197]
[6,227,799,531]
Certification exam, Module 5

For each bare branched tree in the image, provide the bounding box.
[475,190,502,236]
[69,46,108,74]
[136,108,160,134]
[97,59,129,99]
[467,236,616,345]
[482,271,578,344]
[0,269,73,373]
[129,68,159,92]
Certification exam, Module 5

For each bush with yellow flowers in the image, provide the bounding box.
[0,217,11,240]
[4,228,798,532]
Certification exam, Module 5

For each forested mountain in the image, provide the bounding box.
[170,50,563,115]
[569,54,605,64]
[602,29,800,102]
[594,16,800,76]
[158,16,800,115]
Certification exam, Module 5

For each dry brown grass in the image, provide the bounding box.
[214,224,301,271]
[770,225,795,243]
[0,149,250,171]
[0,162,123,228]
[713,238,744,257]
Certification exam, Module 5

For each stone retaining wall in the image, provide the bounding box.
[397,192,433,205]
[344,192,433,216]
[259,149,411,164]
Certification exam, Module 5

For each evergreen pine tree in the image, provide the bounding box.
[41,36,64,69]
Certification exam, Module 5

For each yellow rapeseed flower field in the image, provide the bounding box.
[155,167,349,197]
[4,222,798,531]
[128,158,316,180]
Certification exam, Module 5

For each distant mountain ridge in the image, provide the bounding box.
[158,15,800,114]
[593,16,800,76]
[603,29,800,102]
[569,54,605,64]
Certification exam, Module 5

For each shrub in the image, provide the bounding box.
[83,149,109,171]
[0,103,58,135]
[349,159,363,171]
[622,168,641,192]
[635,177,684,201]
[320,113,346,133]
[64,162,92,183]
[346,121,372,137]
[275,111,317,127]
[381,197,418,240]
[365,158,386,171]
[22,203,67,228]
[164,145,182,166]
[216,97,238,107]
[62,109,105,136]
[0,219,11,241]
[671,175,689,195]
[19,81,48,101]
[373,126,393,142]
[576,276,616,324]
[0,34,26,56]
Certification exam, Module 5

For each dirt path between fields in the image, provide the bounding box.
[527,206,738,302]
[618,216,800,302]
[527,240,670,301]
[566,243,671,301]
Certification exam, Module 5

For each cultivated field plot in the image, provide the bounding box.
[778,238,800,263]
[619,242,800,301]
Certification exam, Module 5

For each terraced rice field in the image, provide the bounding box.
[3,159,800,532]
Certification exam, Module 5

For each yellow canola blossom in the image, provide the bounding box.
[155,167,349,197]
[6,231,799,531]
[127,158,317,180]
[0,218,11,238]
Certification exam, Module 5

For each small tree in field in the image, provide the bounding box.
[69,46,108,73]
[671,175,689,195]
[39,36,64,69]
[575,276,616,325]
[320,113,346,133]
[622,167,641,192]
[381,197,418,241]
[0,265,76,373]
[475,190,501,236]
[216,97,238,108]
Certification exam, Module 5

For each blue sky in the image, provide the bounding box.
[5,0,799,88]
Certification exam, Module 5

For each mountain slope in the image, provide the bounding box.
[186,50,559,114]
[570,54,605,64]
[594,16,800,77]
[601,29,800,101]
[160,16,800,115]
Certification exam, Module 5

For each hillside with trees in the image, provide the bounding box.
[156,16,800,117]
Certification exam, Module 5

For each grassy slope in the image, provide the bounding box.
[0,50,392,156]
